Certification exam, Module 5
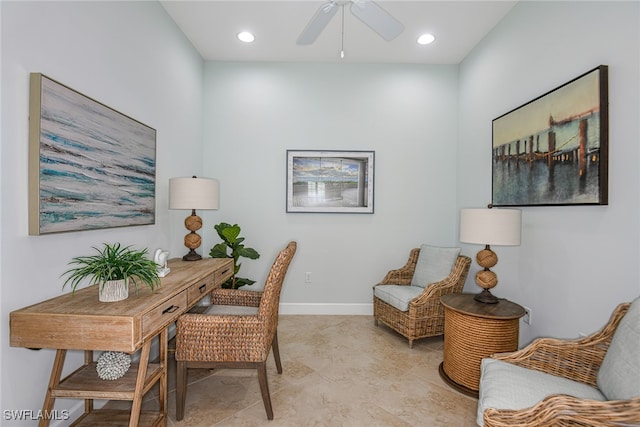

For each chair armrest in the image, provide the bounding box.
[377,248,420,286]
[491,302,631,387]
[484,394,640,427]
[210,288,263,307]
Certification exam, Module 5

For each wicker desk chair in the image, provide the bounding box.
[481,301,640,427]
[175,241,297,421]
[373,248,471,348]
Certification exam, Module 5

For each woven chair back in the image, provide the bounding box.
[258,241,297,323]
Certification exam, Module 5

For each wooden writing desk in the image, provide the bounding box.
[10,257,233,427]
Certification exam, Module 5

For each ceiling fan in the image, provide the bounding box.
[297,0,404,46]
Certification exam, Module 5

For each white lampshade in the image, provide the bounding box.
[460,208,521,246]
[169,177,219,210]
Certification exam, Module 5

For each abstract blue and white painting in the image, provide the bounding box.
[29,74,156,234]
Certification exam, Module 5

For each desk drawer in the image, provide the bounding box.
[186,274,215,306]
[142,291,187,339]
[215,264,233,285]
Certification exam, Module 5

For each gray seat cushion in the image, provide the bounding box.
[411,244,461,288]
[203,304,259,315]
[597,297,640,400]
[476,358,606,427]
[374,285,424,312]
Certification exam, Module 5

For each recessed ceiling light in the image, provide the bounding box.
[237,31,255,43]
[417,33,436,45]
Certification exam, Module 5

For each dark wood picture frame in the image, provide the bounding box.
[491,65,608,207]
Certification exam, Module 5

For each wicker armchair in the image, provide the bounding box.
[479,301,640,427]
[373,248,471,348]
[175,241,297,421]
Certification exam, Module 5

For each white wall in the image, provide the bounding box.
[3,0,640,423]
[202,62,461,313]
[458,1,640,345]
[1,1,203,423]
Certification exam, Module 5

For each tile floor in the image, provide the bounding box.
[109,315,479,426]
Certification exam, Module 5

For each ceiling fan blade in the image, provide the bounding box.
[350,0,404,41]
[297,1,339,45]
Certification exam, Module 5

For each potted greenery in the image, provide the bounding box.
[61,243,161,302]
[209,222,260,289]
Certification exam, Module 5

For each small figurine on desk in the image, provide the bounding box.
[154,249,170,277]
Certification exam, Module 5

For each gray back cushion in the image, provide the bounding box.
[411,244,461,288]
[597,297,640,400]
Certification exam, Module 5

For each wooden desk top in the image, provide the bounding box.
[10,257,233,352]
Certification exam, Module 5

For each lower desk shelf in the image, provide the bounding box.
[70,409,164,427]
[52,362,163,400]
[45,346,166,427]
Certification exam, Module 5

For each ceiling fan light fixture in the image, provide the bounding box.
[350,0,404,41]
[296,1,338,45]
[417,33,436,45]
[297,0,403,46]
[237,31,255,43]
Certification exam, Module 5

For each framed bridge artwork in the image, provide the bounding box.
[491,65,608,207]
[28,73,156,235]
[286,150,374,213]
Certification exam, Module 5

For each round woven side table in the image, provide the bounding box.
[439,293,525,398]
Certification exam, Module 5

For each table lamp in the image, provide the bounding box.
[169,176,219,261]
[459,207,521,304]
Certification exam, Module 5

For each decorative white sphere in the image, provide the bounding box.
[96,351,132,380]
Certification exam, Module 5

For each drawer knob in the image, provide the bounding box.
[199,284,207,293]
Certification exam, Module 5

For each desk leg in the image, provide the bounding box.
[158,329,168,417]
[129,340,151,427]
[39,349,66,427]
[84,351,94,415]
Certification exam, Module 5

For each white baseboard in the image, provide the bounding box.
[280,303,373,315]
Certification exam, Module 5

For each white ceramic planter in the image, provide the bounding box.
[98,279,129,302]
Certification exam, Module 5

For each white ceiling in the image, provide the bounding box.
[160,1,518,64]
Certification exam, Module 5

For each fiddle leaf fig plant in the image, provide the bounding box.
[209,222,260,289]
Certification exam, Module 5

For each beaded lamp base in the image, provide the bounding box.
[182,211,203,261]
[474,245,499,304]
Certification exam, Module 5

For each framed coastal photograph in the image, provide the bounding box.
[286,150,374,213]
[491,65,608,207]
[29,73,157,235]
